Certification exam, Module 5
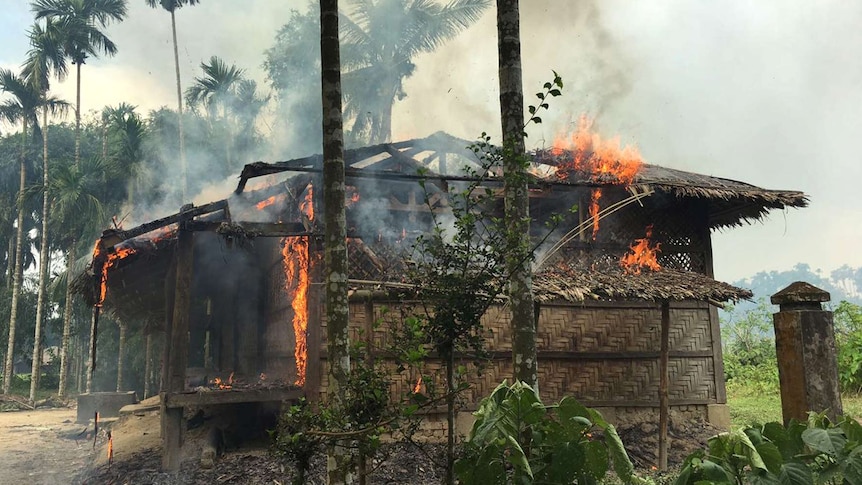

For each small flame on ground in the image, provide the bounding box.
[259,372,267,381]
[107,431,114,465]
[620,225,662,274]
[212,372,235,389]
[413,376,423,394]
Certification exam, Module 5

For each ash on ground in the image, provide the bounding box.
[76,442,447,485]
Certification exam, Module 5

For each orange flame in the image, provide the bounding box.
[620,225,662,274]
[553,115,644,237]
[212,372,234,389]
[589,189,602,240]
[553,115,643,184]
[413,376,423,394]
[346,186,361,208]
[107,431,113,464]
[283,183,314,387]
[256,195,278,210]
[93,240,137,307]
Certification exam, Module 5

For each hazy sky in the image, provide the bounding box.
[0,0,859,284]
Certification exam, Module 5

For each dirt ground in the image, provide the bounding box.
[0,403,719,484]
[0,407,96,485]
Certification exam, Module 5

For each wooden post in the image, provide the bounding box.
[144,330,153,399]
[161,210,195,471]
[305,235,323,401]
[116,321,126,392]
[85,306,100,393]
[658,300,671,471]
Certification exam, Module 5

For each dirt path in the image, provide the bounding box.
[0,408,96,485]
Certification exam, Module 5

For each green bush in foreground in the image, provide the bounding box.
[456,381,650,485]
[675,413,862,485]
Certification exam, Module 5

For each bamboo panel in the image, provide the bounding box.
[536,358,715,403]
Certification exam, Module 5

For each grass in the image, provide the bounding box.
[727,383,862,427]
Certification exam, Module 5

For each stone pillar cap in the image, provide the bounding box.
[771,281,831,305]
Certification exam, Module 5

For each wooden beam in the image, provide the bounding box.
[110,199,228,243]
[164,387,303,408]
[185,221,308,237]
[659,300,671,471]
[161,214,195,471]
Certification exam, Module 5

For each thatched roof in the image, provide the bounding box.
[533,262,751,304]
[237,132,807,229]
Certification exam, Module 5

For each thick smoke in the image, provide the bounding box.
[4,0,855,279]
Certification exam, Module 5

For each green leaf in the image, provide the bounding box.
[528,105,536,115]
[533,117,542,124]
[777,462,814,485]
[841,446,862,484]
[605,424,636,481]
[505,433,534,478]
[549,89,562,97]
[754,441,784,475]
[801,427,846,457]
[583,440,610,479]
[536,92,545,99]
[543,82,552,89]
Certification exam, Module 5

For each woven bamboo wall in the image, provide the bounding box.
[312,299,719,408]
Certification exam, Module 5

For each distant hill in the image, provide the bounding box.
[727,263,862,315]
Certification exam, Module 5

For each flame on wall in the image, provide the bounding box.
[93,240,137,307]
[620,225,662,274]
[283,184,314,387]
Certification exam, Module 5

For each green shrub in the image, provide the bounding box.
[675,413,862,485]
[455,381,650,485]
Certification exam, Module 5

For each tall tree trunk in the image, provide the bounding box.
[75,62,81,168]
[58,239,77,399]
[6,235,13,287]
[4,122,28,394]
[116,321,126,392]
[170,10,188,200]
[445,349,456,485]
[30,110,51,403]
[321,1,353,483]
[497,0,537,390]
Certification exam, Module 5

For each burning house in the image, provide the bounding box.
[74,129,806,468]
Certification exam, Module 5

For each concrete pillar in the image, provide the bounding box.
[772,281,842,423]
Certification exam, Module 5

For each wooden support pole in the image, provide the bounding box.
[161,213,195,471]
[116,321,126,392]
[658,300,671,471]
[85,306,100,394]
[144,331,153,399]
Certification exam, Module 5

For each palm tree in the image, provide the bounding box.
[23,19,71,403]
[185,56,244,171]
[144,0,201,200]
[339,0,490,144]
[50,157,105,397]
[496,0,536,390]
[0,69,41,394]
[32,0,128,170]
[321,1,352,483]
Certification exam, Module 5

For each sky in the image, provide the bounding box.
[0,0,859,283]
